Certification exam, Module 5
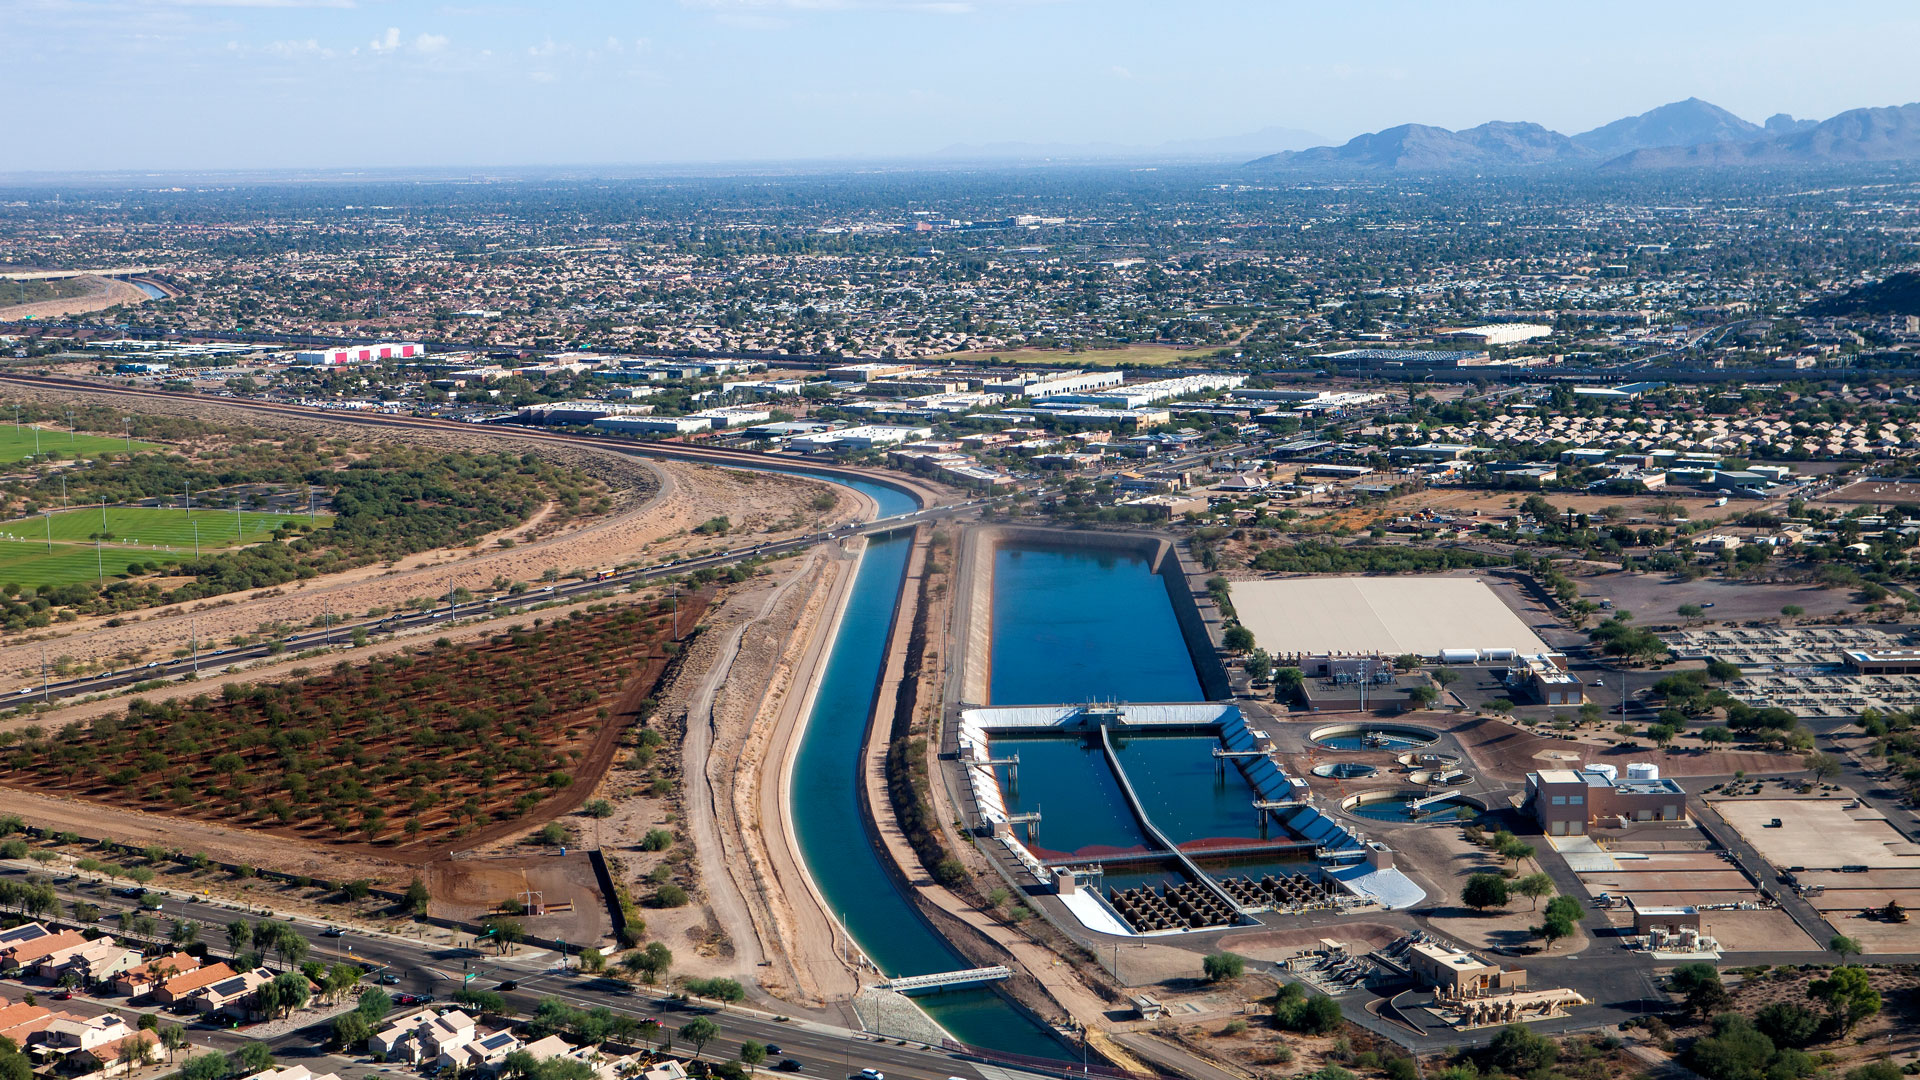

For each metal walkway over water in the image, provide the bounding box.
[877,966,1013,995]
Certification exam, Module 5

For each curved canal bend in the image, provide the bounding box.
[778,475,1068,1058]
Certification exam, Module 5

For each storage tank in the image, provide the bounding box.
[1586,763,1619,783]
[1483,648,1518,662]
[1439,648,1481,665]
[1626,762,1660,781]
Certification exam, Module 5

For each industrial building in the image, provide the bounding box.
[1525,765,1687,836]
[1439,323,1552,347]
[294,342,424,365]
[590,415,712,435]
[1231,577,1550,660]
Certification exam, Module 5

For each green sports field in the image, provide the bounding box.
[0,426,155,464]
[0,507,332,587]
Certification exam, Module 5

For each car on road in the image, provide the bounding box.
[495,980,518,991]
[765,1047,782,1056]
[394,994,424,1005]
[113,887,145,898]
[376,974,400,985]
[321,926,345,937]
[776,1062,802,1073]
[50,990,72,1000]
[857,1070,883,1080]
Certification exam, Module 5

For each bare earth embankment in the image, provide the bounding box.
[0,276,149,320]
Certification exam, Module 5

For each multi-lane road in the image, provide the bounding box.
[0,861,1060,1080]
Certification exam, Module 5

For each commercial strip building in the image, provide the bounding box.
[294,342,424,366]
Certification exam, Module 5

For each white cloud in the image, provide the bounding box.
[370,26,401,51]
[414,32,450,53]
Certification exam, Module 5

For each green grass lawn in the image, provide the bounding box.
[0,426,155,464]
[0,507,332,587]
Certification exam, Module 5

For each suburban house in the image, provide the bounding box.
[0,930,90,976]
[0,923,53,958]
[438,1029,522,1073]
[38,939,142,986]
[39,1012,140,1069]
[112,953,202,998]
[153,962,237,1008]
[240,1065,343,1080]
[0,999,61,1047]
[188,967,277,1019]
[372,1009,478,1065]
[73,1028,159,1074]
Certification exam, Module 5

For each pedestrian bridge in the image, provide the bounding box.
[876,966,1012,995]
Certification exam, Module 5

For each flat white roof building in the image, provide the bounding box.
[1441,324,1552,347]
[1232,577,1550,659]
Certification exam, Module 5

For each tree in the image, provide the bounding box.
[1810,965,1880,1033]
[1485,1024,1558,1073]
[1706,659,1742,684]
[260,970,311,1019]
[1271,984,1342,1035]
[1829,933,1864,961]
[1544,895,1584,925]
[403,879,431,917]
[226,920,252,956]
[118,1035,156,1077]
[1687,979,1733,1019]
[739,1041,767,1072]
[229,1042,274,1076]
[159,1025,188,1064]
[679,1017,720,1058]
[1753,1001,1821,1048]
[169,919,199,948]
[1782,605,1805,619]
[1223,626,1255,652]
[1497,838,1536,868]
[1669,962,1721,993]
[1803,753,1843,782]
[1513,873,1554,910]
[181,1054,228,1080]
[1461,873,1509,911]
[1202,953,1246,982]
[1533,914,1574,951]
[1407,685,1439,710]
[333,1012,373,1051]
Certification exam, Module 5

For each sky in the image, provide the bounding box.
[7,0,1920,173]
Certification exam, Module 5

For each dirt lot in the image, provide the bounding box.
[1452,716,1790,783]
[427,853,612,946]
[1578,569,1857,624]
[0,277,150,320]
[1819,479,1920,506]
[1714,798,1920,869]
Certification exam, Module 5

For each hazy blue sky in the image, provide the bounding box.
[8,0,1920,172]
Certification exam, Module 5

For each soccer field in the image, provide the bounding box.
[0,507,333,588]
[0,426,155,464]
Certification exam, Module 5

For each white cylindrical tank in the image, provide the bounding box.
[1484,648,1518,662]
[1587,763,1619,783]
[1626,762,1660,780]
[1439,648,1480,665]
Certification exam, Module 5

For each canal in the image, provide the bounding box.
[783,477,1068,1058]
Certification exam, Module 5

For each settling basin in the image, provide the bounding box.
[990,544,1203,705]
[785,482,1065,1057]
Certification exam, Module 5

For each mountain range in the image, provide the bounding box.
[1247,98,1918,171]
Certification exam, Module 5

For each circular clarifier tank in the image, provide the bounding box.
[1309,723,1440,752]
[1342,789,1485,823]
[1311,762,1379,779]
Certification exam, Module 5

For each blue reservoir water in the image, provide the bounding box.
[131,281,167,300]
[784,509,1065,1058]
[1108,734,1264,848]
[989,545,1203,705]
[995,735,1151,859]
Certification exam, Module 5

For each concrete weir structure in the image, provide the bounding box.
[952,525,1231,706]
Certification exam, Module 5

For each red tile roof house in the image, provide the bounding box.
[152,963,236,1009]
[0,930,90,976]
[112,953,203,999]
[38,939,143,987]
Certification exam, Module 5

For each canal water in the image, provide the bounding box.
[782,476,1067,1058]
[989,545,1202,705]
[131,281,167,300]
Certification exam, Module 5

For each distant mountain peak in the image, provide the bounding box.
[1570,98,1762,156]
[1249,120,1590,171]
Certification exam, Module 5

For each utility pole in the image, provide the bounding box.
[123,418,131,451]
[192,521,199,558]
[191,616,199,676]
[95,537,103,585]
